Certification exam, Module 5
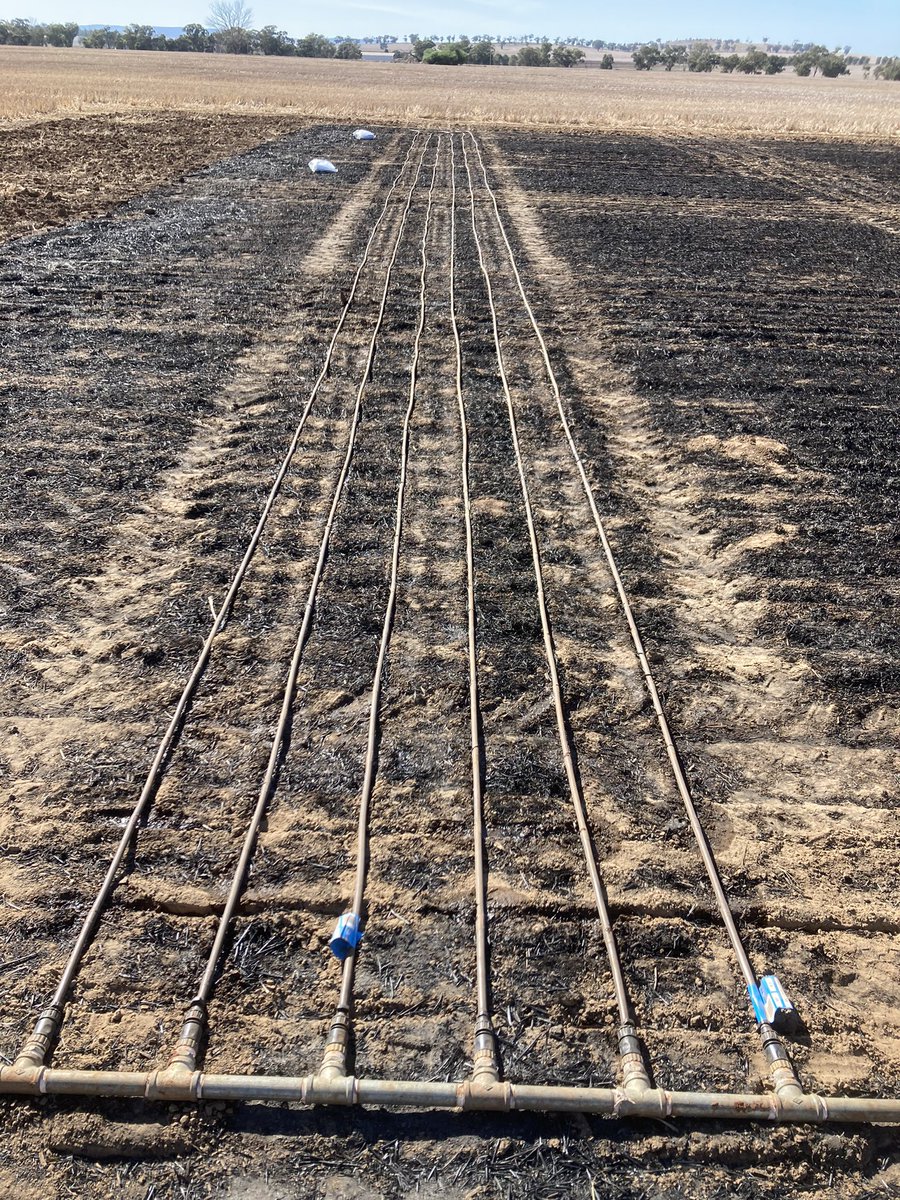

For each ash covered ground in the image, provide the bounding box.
[0,123,897,1198]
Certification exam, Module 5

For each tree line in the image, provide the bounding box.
[0,4,363,55]
[404,35,585,65]
[78,24,361,55]
[630,42,876,76]
[2,14,897,78]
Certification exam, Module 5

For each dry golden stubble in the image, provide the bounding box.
[0,46,898,139]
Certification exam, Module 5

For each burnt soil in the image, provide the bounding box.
[0,121,898,1198]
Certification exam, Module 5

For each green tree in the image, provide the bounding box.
[44,21,79,46]
[468,38,493,64]
[737,48,769,73]
[599,52,614,69]
[0,18,39,44]
[423,41,466,63]
[632,43,662,70]
[296,32,335,57]
[719,53,741,72]
[121,23,155,50]
[82,25,121,47]
[256,25,293,54]
[792,44,848,76]
[819,51,850,77]
[687,43,719,72]
[80,25,106,46]
[410,36,435,60]
[335,39,362,58]
[874,57,900,79]
[661,43,687,70]
[181,22,213,51]
[515,44,544,66]
[551,43,585,66]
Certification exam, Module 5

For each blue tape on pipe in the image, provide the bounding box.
[748,983,766,1024]
[329,912,363,961]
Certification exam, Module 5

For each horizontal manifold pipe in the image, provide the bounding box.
[0,1066,897,1123]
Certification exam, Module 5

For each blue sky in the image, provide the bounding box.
[46,0,900,53]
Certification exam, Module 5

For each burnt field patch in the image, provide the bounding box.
[0,122,899,1200]
[493,132,900,712]
[486,126,900,1171]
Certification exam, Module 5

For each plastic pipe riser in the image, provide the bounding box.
[761,1024,792,1066]
[617,1022,653,1094]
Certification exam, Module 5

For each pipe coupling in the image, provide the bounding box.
[457,1079,512,1112]
[760,1022,803,1104]
[168,999,208,1075]
[15,1003,66,1068]
[145,1067,202,1101]
[306,1073,358,1106]
[319,1010,351,1080]
[617,1023,652,1098]
[0,1062,46,1095]
[471,1016,500,1084]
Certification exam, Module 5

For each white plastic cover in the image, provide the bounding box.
[353,129,376,141]
[308,158,338,173]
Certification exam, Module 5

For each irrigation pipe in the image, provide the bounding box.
[460,137,650,1089]
[320,135,443,1081]
[12,133,423,1072]
[466,131,801,1099]
[2,1063,898,1123]
[448,137,499,1084]
[164,135,435,1077]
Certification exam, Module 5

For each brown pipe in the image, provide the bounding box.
[9,132,424,1073]
[321,134,443,1077]
[460,135,638,1038]
[447,136,500,1083]
[0,1063,897,1123]
[465,130,802,1095]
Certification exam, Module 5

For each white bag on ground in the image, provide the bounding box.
[353,129,376,141]
[309,158,338,173]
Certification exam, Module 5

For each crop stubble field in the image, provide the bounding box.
[0,52,899,1200]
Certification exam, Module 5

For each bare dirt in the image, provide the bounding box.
[0,112,307,242]
[0,120,898,1198]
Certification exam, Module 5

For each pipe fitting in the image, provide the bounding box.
[145,1066,202,1102]
[319,1010,351,1081]
[457,1079,512,1112]
[617,1023,652,1099]
[15,1004,65,1069]
[0,1062,46,1095]
[760,1022,804,1105]
[471,1014,500,1084]
[168,999,208,1075]
[305,1073,359,1106]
